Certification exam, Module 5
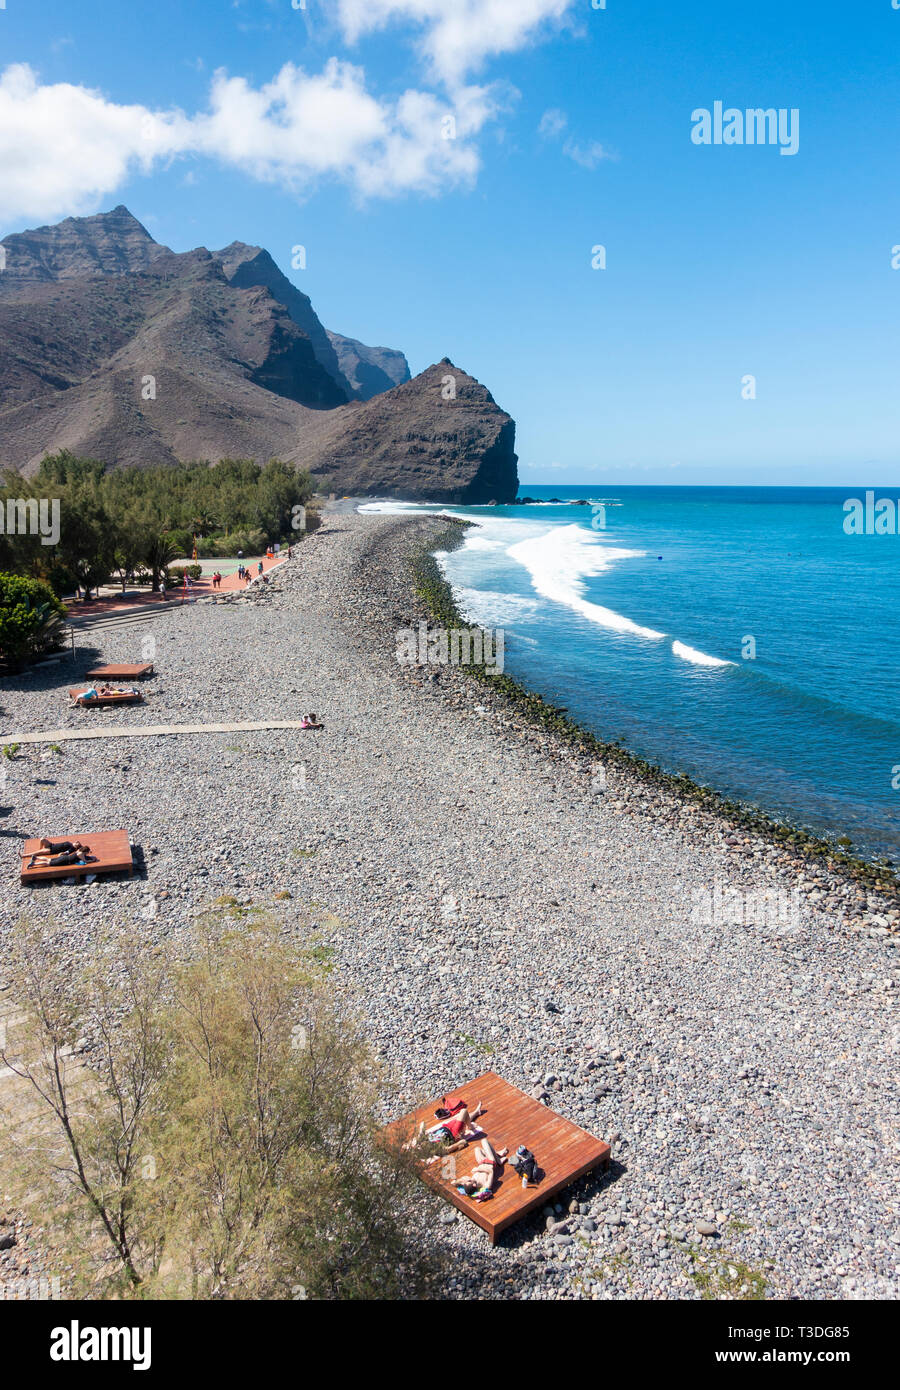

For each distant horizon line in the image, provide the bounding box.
[518,482,900,489]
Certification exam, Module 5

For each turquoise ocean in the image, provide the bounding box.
[363,486,900,863]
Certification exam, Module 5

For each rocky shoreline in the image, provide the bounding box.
[410,519,900,916]
[1,510,898,1301]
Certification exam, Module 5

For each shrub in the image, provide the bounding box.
[0,572,67,668]
[0,909,434,1300]
[166,565,203,585]
[208,529,268,557]
[164,529,194,558]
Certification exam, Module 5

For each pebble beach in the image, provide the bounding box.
[1,510,898,1301]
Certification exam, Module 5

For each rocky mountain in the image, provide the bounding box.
[289,358,517,503]
[0,242,346,471]
[0,205,169,286]
[325,330,410,400]
[210,245,411,403]
[215,241,355,400]
[0,207,517,501]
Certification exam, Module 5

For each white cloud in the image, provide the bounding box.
[538,107,567,139]
[0,64,191,222]
[336,0,574,86]
[562,137,614,169]
[0,3,576,225]
[535,99,614,169]
[0,60,502,224]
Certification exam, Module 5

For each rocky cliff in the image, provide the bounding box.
[0,208,517,501]
[325,330,411,400]
[0,205,169,286]
[289,359,518,503]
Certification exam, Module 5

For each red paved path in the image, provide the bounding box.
[63,553,288,620]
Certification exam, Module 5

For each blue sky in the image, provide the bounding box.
[2,0,899,484]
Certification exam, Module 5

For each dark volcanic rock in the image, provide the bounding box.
[0,205,167,288]
[290,358,518,503]
[216,242,350,400]
[0,244,345,472]
[216,243,410,402]
[326,330,410,401]
[0,209,518,501]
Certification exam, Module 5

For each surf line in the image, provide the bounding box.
[504,526,732,664]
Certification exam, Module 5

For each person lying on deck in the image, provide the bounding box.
[456,1138,509,1202]
[74,686,139,701]
[404,1100,486,1151]
[26,838,94,868]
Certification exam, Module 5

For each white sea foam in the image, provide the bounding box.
[359,504,731,664]
[453,587,541,626]
[506,525,666,640]
[462,535,507,551]
[671,640,733,668]
[357,501,432,514]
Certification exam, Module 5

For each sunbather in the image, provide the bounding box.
[74,686,138,702]
[300,712,323,729]
[456,1138,509,1202]
[404,1100,486,1151]
[27,838,93,868]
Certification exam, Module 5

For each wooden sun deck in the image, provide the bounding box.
[69,688,144,706]
[85,663,154,680]
[20,830,133,884]
[385,1071,611,1244]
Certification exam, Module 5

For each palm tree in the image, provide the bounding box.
[26,598,66,660]
[189,510,217,538]
[144,535,180,593]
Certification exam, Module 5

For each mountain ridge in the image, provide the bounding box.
[0,207,517,502]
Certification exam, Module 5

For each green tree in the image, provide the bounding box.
[53,481,115,599]
[2,452,317,593]
[143,533,180,592]
[0,910,432,1300]
[0,573,68,668]
[111,514,152,593]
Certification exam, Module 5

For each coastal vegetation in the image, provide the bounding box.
[0,571,67,668]
[0,906,429,1300]
[0,453,317,597]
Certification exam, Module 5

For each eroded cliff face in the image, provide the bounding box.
[0,209,518,502]
[214,243,411,403]
[325,330,411,401]
[0,205,169,287]
[215,242,352,398]
[289,359,518,503]
[0,243,345,473]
